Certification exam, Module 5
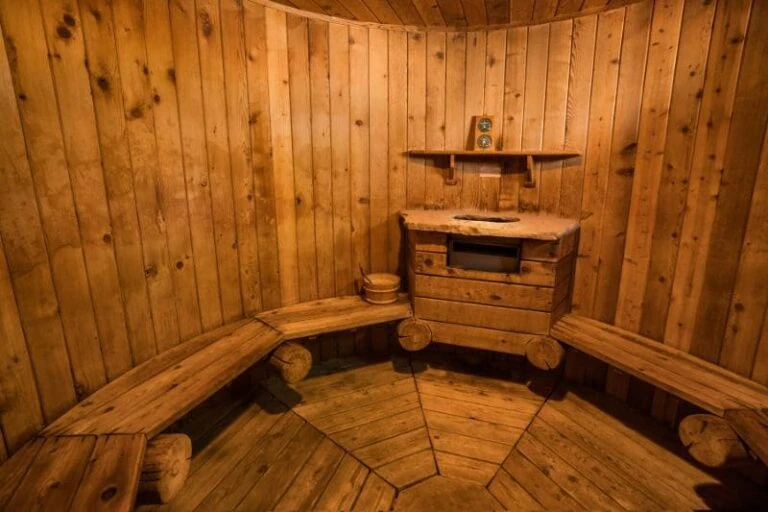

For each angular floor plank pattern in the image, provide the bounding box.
[139,353,768,511]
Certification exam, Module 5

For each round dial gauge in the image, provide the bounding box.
[476,134,492,149]
[478,117,493,132]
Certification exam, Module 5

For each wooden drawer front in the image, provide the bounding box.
[413,251,572,287]
[413,274,561,312]
[521,230,577,261]
[408,231,447,253]
[424,320,534,354]
[414,297,551,334]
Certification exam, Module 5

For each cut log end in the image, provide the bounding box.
[139,434,192,504]
[679,414,750,468]
[525,336,565,370]
[270,342,313,383]
[397,318,432,352]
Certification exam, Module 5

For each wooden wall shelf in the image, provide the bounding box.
[408,150,581,186]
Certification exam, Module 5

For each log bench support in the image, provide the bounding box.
[678,414,750,468]
[269,342,313,383]
[138,434,192,504]
[550,313,768,470]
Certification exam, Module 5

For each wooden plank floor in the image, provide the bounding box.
[138,352,768,511]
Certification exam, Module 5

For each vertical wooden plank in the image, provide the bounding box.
[519,23,549,212]
[691,0,768,362]
[221,0,262,314]
[0,0,106,397]
[197,0,243,319]
[593,1,652,402]
[425,31,447,209]
[615,0,685,332]
[461,31,486,209]
[114,0,182,353]
[266,8,300,306]
[308,20,336,299]
[288,15,319,303]
[244,3,282,309]
[499,26,527,210]
[0,234,43,451]
[78,0,155,367]
[350,25,371,282]
[169,0,224,330]
[443,32,466,209]
[388,31,408,274]
[558,15,597,219]
[369,28,389,273]
[592,0,651,324]
[329,22,354,297]
[39,0,133,379]
[720,128,768,375]
[144,0,203,342]
[570,8,624,318]
[407,31,427,209]
[479,29,506,211]
[641,0,717,341]
[539,19,572,214]
[665,0,752,352]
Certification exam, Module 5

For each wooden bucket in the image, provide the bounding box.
[362,273,401,305]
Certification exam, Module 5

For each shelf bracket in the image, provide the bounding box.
[446,154,457,185]
[524,155,536,188]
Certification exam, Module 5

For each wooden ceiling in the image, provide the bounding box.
[270,0,643,27]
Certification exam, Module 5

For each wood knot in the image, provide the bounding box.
[63,13,76,27]
[96,76,110,92]
[57,25,73,39]
[199,10,213,38]
[100,486,117,501]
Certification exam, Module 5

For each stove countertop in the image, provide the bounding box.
[400,209,579,241]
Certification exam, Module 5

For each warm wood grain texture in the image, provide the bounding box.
[270,0,643,27]
[551,314,768,416]
[2,0,768,454]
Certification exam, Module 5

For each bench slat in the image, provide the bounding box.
[572,316,768,404]
[49,320,282,437]
[560,316,768,411]
[5,436,96,511]
[0,438,44,509]
[44,319,253,437]
[551,315,768,416]
[256,294,412,340]
[69,434,146,512]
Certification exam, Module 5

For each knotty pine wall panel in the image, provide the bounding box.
[1,0,767,454]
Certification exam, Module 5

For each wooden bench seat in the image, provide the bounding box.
[551,313,768,467]
[0,294,412,511]
[44,319,283,437]
[255,293,412,340]
[0,435,145,512]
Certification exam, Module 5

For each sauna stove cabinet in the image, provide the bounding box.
[400,210,579,367]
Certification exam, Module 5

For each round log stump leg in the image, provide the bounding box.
[525,336,565,370]
[139,434,192,504]
[270,342,313,383]
[397,319,432,352]
[678,414,750,468]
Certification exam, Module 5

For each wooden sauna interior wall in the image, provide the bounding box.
[1,0,767,458]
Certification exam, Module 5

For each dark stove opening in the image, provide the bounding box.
[448,235,522,274]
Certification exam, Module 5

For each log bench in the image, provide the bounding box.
[551,313,768,468]
[0,295,411,511]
